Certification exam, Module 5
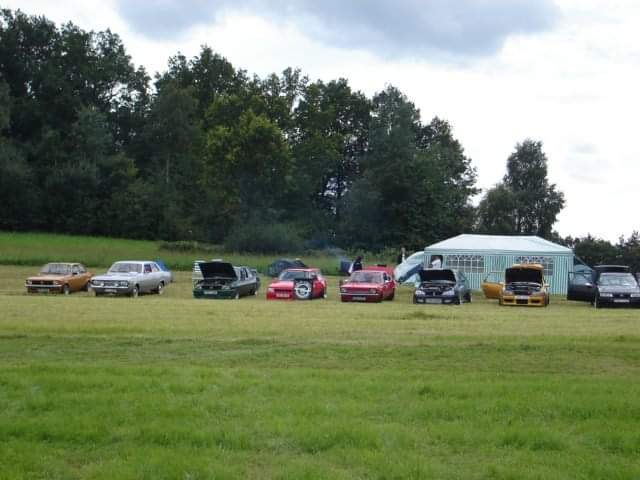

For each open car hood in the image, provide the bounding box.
[419,269,456,283]
[199,261,237,280]
[505,267,543,284]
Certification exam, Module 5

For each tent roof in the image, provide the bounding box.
[425,234,572,254]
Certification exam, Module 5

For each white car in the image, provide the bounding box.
[90,261,172,297]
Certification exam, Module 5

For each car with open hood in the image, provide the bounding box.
[90,261,171,297]
[413,268,471,305]
[486,263,549,307]
[193,261,259,299]
[266,268,327,300]
[25,263,92,295]
[592,270,640,308]
[340,268,395,302]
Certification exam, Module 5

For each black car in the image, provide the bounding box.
[413,268,471,305]
[568,265,631,303]
[193,261,260,299]
[593,271,640,308]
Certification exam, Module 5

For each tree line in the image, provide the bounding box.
[0,8,632,258]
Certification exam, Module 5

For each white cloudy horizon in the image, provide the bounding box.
[5,0,639,242]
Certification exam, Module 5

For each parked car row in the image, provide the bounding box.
[24,260,640,308]
[25,261,172,297]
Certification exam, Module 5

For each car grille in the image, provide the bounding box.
[32,280,54,286]
[613,293,630,299]
[103,280,119,287]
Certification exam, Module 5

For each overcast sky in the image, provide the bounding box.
[7,0,639,241]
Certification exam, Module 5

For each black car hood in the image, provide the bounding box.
[199,261,237,279]
[419,269,456,282]
[505,267,543,285]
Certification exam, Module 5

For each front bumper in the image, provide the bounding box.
[414,294,457,305]
[341,292,383,303]
[193,288,237,299]
[596,296,640,307]
[91,285,134,296]
[26,284,63,293]
[500,295,547,307]
[266,290,294,300]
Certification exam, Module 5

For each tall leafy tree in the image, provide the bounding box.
[291,78,370,233]
[477,139,564,237]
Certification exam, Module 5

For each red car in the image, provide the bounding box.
[340,268,396,302]
[266,268,327,300]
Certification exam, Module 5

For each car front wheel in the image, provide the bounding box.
[63,284,70,295]
[131,285,139,298]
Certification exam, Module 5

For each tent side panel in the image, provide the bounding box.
[425,249,573,294]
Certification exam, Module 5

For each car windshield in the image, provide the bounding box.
[108,262,142,274]
[598,273,638,287]
[279,270,313,281]
[40,263,71,275]
[350,271,383,283]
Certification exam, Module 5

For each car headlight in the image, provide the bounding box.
[599,293,613,298]
[630,293,640,298]
[503,290,513,295]
[340,288,347,293]
[26,279,32,285]
[268,287,274,293]
[415,290,425,296]
[92,280,102,287]
[442,289,455,296]
[119,281,129,287]
[369,288,378,294]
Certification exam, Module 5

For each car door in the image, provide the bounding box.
[238,268,249,296]
[384,272,394,298]
[567,272,596,302]
[481,271,503,299]
[142,263,155,292]
[457,272,469,300]
[78,264,91,289]
[69,264,83,291]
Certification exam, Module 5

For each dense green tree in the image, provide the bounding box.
[477,140,564,238]
[201,95,292,241]
[291,78,370,233]
[340,87,477,249]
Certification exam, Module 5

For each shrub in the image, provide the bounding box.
[224,222,303,254]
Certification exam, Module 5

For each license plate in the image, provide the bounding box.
[205,291,218,296]
[104,289,117,293]
[276,293,289,298]
[352,296,367,302]
[614,299,629,303]
[516,295,529,300]
[37,288,50,293]
[425,298,441,304]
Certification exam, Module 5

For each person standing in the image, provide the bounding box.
[396,247,406,265]
[349,255,363,274]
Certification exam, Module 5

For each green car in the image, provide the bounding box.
[193,261,260,299]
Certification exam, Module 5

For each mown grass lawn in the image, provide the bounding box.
[1,265,640,479]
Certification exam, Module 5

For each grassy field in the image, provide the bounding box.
[1,264,640,479]
[0,232,356,274]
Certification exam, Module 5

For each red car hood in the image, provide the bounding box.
[342,282,382,290]
[269,280,294,290]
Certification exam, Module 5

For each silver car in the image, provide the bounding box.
[90,261,171,297]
